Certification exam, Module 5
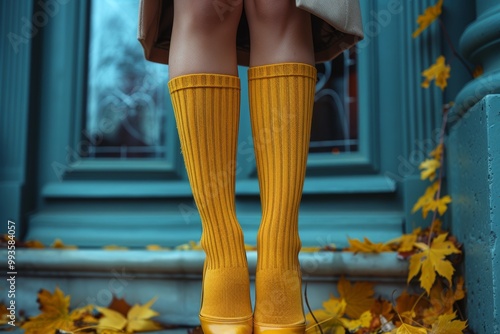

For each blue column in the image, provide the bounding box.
[0,1,34,235]
[448,1,500,332]
[452,0,500,117]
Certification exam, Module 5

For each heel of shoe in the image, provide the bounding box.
[200,314,253,334]
[253,322,306,334]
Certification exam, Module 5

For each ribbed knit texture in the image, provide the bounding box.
[248,63,317,326]
[168,74,252,320]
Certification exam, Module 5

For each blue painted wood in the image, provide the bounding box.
[452,0,500,119]
[0,1,34,235]
[448,95,500,334]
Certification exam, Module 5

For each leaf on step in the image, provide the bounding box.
[346,237,392,253]
[108,296,132,317]
[0,303,9,325]
[96,307,128,332]
[126,297,163,332]
[145,244,170,251]
[429,312,467,334]
[21,287,79,334]
[97,297,162,333]
[305,297,346,334]
[103,245,129,251]
[408,233,461,294]
[52,238,78,249]
[337,277,375,318]
[396,322,427,334]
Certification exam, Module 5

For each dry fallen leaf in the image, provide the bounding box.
[337,277,375,319]
[396,322,427,334]
[97,297,162,333]
[346,237,392,253]
[429,312,467,334]
[21,287,78,334]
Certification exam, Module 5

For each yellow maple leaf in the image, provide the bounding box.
[21,287,78,334]
[103,245,129,251]
[97,297,162,333]
[342,310,372,332]
[422,56,451,90]
[0,303,9,325]
[408,234,461,294]
[387,228,421,253]
[422,278,466,325]
[419,159,441,181]
[306,297,346,334]
[424,195,452,216]
[52,238,78,249]
[412,0,444,38]
[397,322,427,334]
[126,297,163,332]
[412,182,439,216]
[346,237,392,253]
[24,239,45,248]
[429,312,467,334]
[429,144,443,161]
[96,307,128,332]
[146,244,170,251]
[337,277,375,318]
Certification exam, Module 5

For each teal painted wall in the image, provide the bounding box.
[448,95,500,333]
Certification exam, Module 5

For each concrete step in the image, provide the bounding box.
[5,249,408,328]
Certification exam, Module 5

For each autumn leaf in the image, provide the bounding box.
[103,245,129,251]
[429,144,443,161]
[419,159,441,181]
[412,182,439,217]
[425,195,452,216]
[387,228,421,253]
[429,312,467,334]
[146,244,170,251]
[396,322,427,334]
[97,307,128,333]
[0,303,9,325]
[25,239,45,248]
[346,237,392,253]
[422,278,465,325]
[306,297,346,334]
[412,0,443,38]
[108,296,132,317]
[52,238,77,249]
[126,297,163,332]
[97,297,162,333]
[21,287,78,334]
[408,234,461,294]
[341,310,372,332]
[422,56,451,90]
[337,277,375,318]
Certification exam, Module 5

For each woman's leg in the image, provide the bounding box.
[245,0,316,329]
[168,0,241,77]
[168,0,252,326]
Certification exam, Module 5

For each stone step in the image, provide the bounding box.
[5,249,408,328]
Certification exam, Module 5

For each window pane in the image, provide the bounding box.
[85,0,169,159]
[310,50,359,154]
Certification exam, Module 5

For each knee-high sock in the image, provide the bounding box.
[248,63,317,326]
[168,74,252,320]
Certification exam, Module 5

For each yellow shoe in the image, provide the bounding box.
[200,314,253,334]
[254,321,306,334]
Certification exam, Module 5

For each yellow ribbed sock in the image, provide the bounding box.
[248,63,317,326]
[168,74,252,320]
